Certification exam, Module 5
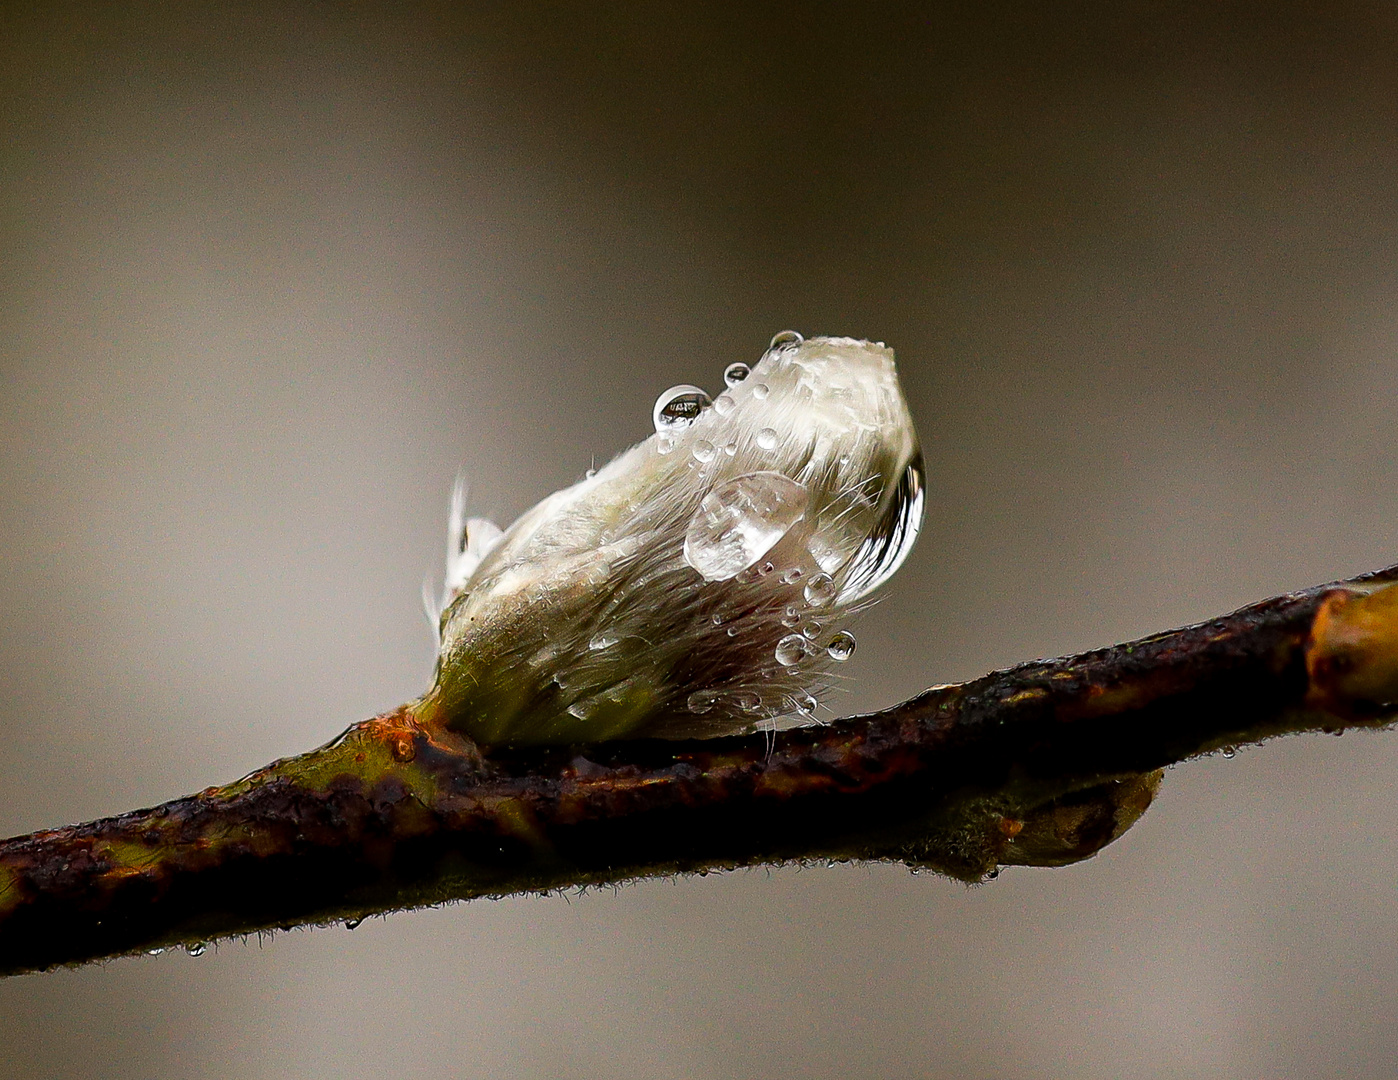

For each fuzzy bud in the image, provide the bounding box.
[428,333,923,746]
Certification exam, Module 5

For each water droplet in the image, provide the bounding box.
[775,634,808,665]
[804,573,836,605]
[1222,746,1236,759]
[656,434,675,454]
[584,467,596,479]
[713,392,736,416]
[837,456,925,603]
[801,620,821,639]
[653,384,713,432]
[752,382,770,400]
[797,693,818,715]
[987,868,1001,880]
[147,949,165,957]
[769,330,804,351]
[344,918,364,930]
[185,942,208,957]
[759,561,775,575]
[683,471,810,581]
[827,630,856,661]
[687,689,719,714]
[781,567,804,584]
[723,441,737,456]
[589,632,620,651]
[711,612,725,625]
[726,626,739,637]
[733,690,763,713]
[756,428,778,450]
[781,606,801,627]
[723,362,751,387]
[692,439,716,463]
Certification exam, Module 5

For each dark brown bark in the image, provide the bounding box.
[2,565,1397,977]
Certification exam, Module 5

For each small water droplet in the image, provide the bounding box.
[804,573,836,605]
[751,382,770,400]
[147,949,165,957]
[653,384,713,431]
[344,918,364,931]
[723,362,751,387]
[987,868,1001,880]
[781,567,804,584]
[756,428,778,450]
[801,620,821,639]
[781,606,801,627]
[726,626,739,637]
[723,441,738,456]
[185,942,208,957]
[711,612,725,625]
[692,439,716,463]
[687,689,719,714]
[759,561,775,575]
[584,467,596,479]
[683,471,810,581]
[734,690,763,713]
[827,630,856,661]
[775,634,808,665]
[655,434,675,454]
[1222,746,1236,759]
[769,330,804,351]
[589,632,620,651]
[797,693,818,715]
[713,392,736,416]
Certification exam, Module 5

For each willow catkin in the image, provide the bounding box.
[428,332,924,746]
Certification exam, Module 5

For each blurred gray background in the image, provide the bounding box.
[3,3,1398,1077]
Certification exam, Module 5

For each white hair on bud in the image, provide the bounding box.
[429,333,924,746]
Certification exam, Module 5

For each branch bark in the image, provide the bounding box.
[3,564,1397,977]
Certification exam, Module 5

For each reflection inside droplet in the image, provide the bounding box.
[653,384,714,432]
[723,362,751,387]
[827,630,856,661]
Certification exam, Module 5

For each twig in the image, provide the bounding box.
[2,564,1396,976]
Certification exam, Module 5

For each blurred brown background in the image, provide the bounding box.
[3,2,1398,1077]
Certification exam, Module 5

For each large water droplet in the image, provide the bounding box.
[724,362,751,387]
[683,471,809,581]
[838,454,926,603]
[756,428,778,450]
[653,384,713,432]
[769,330,804,351]
[775,634,809,665]
[692,439,716,463]
[804,573,836,605]
[827,630,856,661]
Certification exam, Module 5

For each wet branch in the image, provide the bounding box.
[3,564,1397,976]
